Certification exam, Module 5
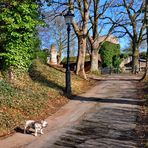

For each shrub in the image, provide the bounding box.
[35,51,48,63]
[0,1,43,73]
[100,41,120,68]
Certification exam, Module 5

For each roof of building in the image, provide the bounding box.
[98,35,119,44]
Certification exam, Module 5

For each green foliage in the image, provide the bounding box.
[140,51,146,59]
[35,50,48,63]
[42,48,50,56]
[0,78,49,133]
[0,1,43,72]
[113,55,121,68]
[120,53,129,59]
[90,70,101,76]
[0,59,93,136]
[61,55,90,64]
[99,41,120,68]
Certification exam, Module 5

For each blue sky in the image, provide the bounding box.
[39,0,146,53]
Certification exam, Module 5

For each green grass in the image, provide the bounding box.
[61,55,91,64]
[0,59,94,137]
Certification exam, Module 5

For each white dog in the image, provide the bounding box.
[24,120,48,136]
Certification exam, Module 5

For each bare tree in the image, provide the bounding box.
[140,0,148,80]
[39,1,77,65]
[48,1,90,78]
[43,0,117,78]
[44,0,91,79]
[49,17,67,64]
[88,0,115,73]
[71,0,91,79]
[106,0,145,74]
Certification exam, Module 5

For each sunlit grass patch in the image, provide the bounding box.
[0,59,94,137]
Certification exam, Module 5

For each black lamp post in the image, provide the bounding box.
[64,6,74,94]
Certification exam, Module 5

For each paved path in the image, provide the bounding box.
[0,74,144,148]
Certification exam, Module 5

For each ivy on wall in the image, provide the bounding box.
[0,1,43,72]
[99,41,120,68]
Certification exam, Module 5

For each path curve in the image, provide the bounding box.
[0,74,144,148]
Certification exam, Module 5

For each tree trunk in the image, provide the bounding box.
[140,28,148,80]
[76,36,87,79]
[90,0,99,74]
[72,0,90,79]
[90,48,99,73]
[132,44,139,74]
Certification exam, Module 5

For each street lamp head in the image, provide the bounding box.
[64,9,74,25]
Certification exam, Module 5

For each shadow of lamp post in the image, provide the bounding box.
[64,3,74,94]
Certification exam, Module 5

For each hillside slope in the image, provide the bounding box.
[0,59,94,137]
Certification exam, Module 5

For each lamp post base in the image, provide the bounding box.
[65,70,71,94]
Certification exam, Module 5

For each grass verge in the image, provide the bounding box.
[136,78,148,147]
[0,59,95,137]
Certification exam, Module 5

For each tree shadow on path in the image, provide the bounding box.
[70,95,145,106]
[88,77,141,82]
